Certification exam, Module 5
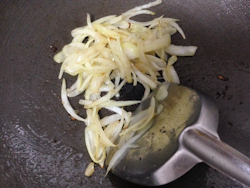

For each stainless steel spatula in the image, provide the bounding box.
[106,82,250,187]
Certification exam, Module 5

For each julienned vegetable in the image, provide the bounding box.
[54,0,197,176]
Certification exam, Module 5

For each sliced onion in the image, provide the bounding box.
[168,66,180,84]
[143,34,171,53]
[85,79,126,108]
[165,44,198,56]
[105,119,154,176]
[132,65,157,89]
[93,15,117,24]
[105,106,123,115]
[98,100,140,108]
[85,162,95,176]
[54,0,197,177]
[54,51,65,63]
[137,78,150,100]
[122,42,139,60]
[130,109,148,126]
[61,79,86,122]
[120,97,155,136]
[157,104,164,114]
[87,13,93,29]
[155,84,168,101]
[123,0,162,21]
[93,23,119,39]
[101,114,121,127]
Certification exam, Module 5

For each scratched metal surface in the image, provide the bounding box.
[0,0,249,187]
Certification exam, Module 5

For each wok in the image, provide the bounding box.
[0,0,249,187]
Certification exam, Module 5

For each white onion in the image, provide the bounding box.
[137,78,150,100]
[122,0,162,21]
[61,79,86,122]
[85,79,126,108]
[120,97,156,136]
[105,119,154,176]
[98,100,141,108]
[157,104,164,114]
[122,42,139,60]
[165,44,198,56]
[143,34,171,53]
[54,0,197,176]
[132,65,157,89]
[155,84,169,101]
[130,109,148,126]
[54,51,65,63]
[85,162,95,176]
[101,114,121,127]
[93,15,117,24]
[105,106,123,115]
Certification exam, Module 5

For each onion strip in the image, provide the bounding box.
[61,79,86,122]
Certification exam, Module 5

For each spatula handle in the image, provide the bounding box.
[183,128,250,187]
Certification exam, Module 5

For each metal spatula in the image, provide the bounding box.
[106,82,250,187]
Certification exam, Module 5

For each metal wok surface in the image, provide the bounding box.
[0,1,249,187]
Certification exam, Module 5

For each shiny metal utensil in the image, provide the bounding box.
[106,82,250,187]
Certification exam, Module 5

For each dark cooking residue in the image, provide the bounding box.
[216,85,231,99]
[217,75,229,81]
[50,45,58,53]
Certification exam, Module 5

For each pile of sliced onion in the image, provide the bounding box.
[54,0,197,176]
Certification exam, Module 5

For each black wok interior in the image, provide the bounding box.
[0,1,249,187]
